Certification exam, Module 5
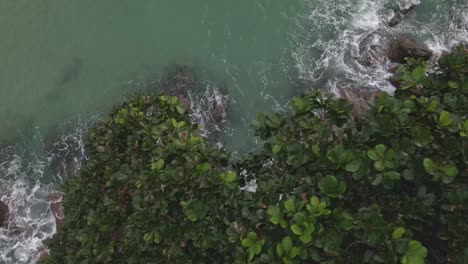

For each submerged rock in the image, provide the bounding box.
[158,65,230,141]
[0,199,8,227]
[386,35,433,63]
[160,65,196,111]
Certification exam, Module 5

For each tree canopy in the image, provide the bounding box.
[45,46,467,263]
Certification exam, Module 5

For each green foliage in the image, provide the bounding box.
[45,46,468,263]
[396,58,428,90]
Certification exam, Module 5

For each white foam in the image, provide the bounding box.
[292,0,467,95]
[0,117,95,263]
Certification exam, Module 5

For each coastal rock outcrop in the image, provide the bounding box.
[160,65,196,111]
[356,33,432,67]
[386,35,433,63]
[337,84,382,120]
[49,193,64,233]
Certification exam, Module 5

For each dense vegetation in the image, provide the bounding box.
[45,46,467,263]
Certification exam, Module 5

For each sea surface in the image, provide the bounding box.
[0,0,467,262]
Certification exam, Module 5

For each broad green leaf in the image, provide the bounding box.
[197,162,211,172]
[280,219,288,228]
[459,120,468,136]
[246,232,258,241]
[151,159,165,171]
[337,181,347,193]
[412,67,426,81]
[293,213,306,225]
[440,163,458,177]
[423,158,437,174]
[311,144,321,157]
[291,224,303,235]
[375,144,386,156]
[176,105,185,114]
[284,200,296,213]
[448,80,460,89]
[374,160,386,171]
[392,227,406,240]
[437,111,452,127]
[384,160,396,169]
[268,206,281,217]
[402,240,428,264]
[242,238,253,248]
[282,236,293,252]
[299,234,312,243]
[272,144,282,154]
[367,150,380,161]
[294,97,306,111]
[372,174,383,186]
[288,247,300,259]
[224,171,237,183]
[310,196,320,207]
[345,160,361,172]
[276,243,284,257]
[319,175,346,197]
[425,100,438,112]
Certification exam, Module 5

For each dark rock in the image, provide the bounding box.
[160,65,196,97]
[0,200,9,227]
[387,35,433,63]
[387,4,418,27]
[49,193,64,233]
[337,84,382,120]
[357,44,386,67]
[400,4,418,15]
[210,92,229,124]
[159,65,197,111]
[389,76,401,88]
[388,12,403,27]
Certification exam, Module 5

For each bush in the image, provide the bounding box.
[45,46,467,263]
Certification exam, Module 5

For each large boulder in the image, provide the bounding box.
[337,85,381,120]
[386,35,433,63]
[0,199,8,227]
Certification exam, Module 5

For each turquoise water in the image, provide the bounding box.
[0,1,303,150]
[0,0,467,263]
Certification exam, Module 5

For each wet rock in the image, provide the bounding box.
[387,4,418,27]
[388,12,403,28]
[209,90,229,124]
[32,248,50,263]
[49,193,64,233]
[386,35,433,63]
[159,65,197,111]
[388,76,401,88]
[357,43,386,67]
[0,199,8,227]
[337,84,381,120]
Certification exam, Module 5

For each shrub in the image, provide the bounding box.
[45,46,467,263]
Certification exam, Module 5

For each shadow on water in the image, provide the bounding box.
[45,57,83,101]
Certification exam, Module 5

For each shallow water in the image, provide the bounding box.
[0,0,467,262]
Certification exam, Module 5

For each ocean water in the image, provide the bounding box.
[0,0,467,262]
